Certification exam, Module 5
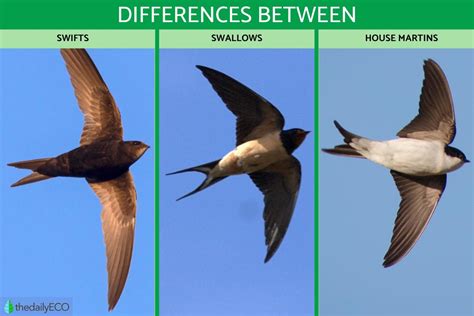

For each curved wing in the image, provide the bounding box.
[197,65,285,146]
[384,170,446,267]
[397,59,455,144]
[61,49,123,145]
[249,157,301,262]
[88,171,136,310]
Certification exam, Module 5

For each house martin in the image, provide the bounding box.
[323,59,468,267]
[168,65,310,262]
[8,49,149,310]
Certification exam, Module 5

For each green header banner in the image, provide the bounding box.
[0,0,473,29]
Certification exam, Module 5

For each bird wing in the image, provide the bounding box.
[88,171,136,311]
[197,65,285,146]
[249,157,301,262]
[383,170,446,267]
[397,59,455,144]
[61,49,123,146]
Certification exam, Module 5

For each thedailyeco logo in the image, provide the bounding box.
[1,298,72,315]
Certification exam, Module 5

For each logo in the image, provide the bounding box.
[3,300,14,314]
[1,298,72,315]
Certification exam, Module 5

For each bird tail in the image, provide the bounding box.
[322,120,365,158]
[166,159,228,201]
[8,158,53,187]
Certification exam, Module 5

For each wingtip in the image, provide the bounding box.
[423,58,441,71]
[196,65,207,71]
[382,255,399,268]
[264,251,274,263]
[196,65,220,76]
[382,261,393,268]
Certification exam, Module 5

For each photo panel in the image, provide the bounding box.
[159,30,315,316]
[0,40,155,315]
[319,31,474,316]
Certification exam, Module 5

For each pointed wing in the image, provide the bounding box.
[249,157,301,262]
[197,65,285,146]
[88,171,136,311]
[383,170,446,267]
[397,59,455,144]
[61,49,123,145]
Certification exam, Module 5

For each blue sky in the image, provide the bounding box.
[320,49,473,316]
[0,49,155,315]
[160,49,315,316]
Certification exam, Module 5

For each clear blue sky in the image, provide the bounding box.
[0,49,155,315]
[320,49,473,316]
[160,49,315,316]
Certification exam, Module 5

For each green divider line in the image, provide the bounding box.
[160,29,314,48]
[154,29,160,316]
[314,29,319,316]
[319,30,474,49]
[0,30,154,48]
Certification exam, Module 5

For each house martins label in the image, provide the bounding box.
[365,33,439,42]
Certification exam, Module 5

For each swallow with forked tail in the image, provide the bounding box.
[323,59,469,267]
[8,49,149,310]
[168,65,309,263]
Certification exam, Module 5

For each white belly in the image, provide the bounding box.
[354,138,462,176]
[215,132,287,176]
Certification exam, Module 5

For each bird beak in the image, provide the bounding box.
[465,159,470,163]
[305,131,311,135]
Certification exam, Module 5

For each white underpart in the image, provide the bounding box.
[212,132,288,178]
[350,137,464,176]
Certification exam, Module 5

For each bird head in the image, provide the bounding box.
[124,141,150,161]
[445,145,469,164]
[280,129,310,154]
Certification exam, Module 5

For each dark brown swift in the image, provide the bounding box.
[168,66,309,263]
[8,49,149,311]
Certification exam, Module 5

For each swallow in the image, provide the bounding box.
[8,49,149,310]
[323,59,469,267]
[168,65,309,263]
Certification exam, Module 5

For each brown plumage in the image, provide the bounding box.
[8,49,149,310]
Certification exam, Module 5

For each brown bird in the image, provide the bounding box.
[168,65,309,262]
[8,49,149,310]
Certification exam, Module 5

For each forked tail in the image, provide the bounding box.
[322,120,364,158]
[8,158,53,187]
[167,159,227,201]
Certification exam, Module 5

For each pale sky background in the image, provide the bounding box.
[0,49,155,315]
[320,49,473,316]
[160,49,315,316]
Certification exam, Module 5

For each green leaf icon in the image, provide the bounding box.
[4,299,14,314]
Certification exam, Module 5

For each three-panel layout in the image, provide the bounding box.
[1,30,472,316]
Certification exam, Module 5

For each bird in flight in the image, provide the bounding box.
[8,49,149,310]
[323,59,469,267]
[168,65,310,263]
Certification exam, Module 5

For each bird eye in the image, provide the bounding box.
[133,141,141,146]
